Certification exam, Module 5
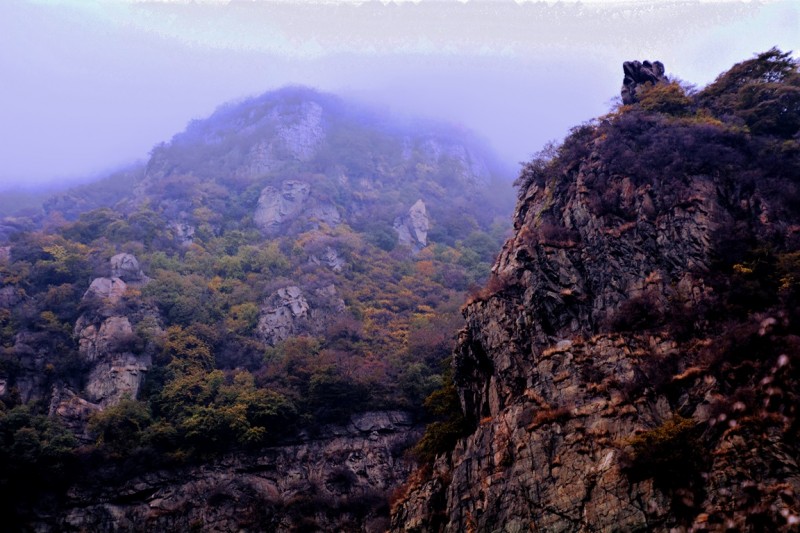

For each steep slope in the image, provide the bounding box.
[392,49,800,532]
[0,87,513,530]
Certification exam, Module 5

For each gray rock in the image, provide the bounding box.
[621,59,667,104]
[257,286,310,345]
[309,246,346,273]
[110,253,147,283]
[48,387,101,442]
[169,221,195,246]
[254,181,311,234]
[83,277,127,305]
[274,100,325,161]
[394,199,430,252]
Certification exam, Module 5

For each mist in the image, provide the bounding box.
[1,0,798,190]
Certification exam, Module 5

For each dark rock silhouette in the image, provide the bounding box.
[622,59,667,104]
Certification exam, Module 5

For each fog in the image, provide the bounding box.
[1,0,798,190]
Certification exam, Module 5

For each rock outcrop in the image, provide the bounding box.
[622,59,667,104]
[51,254,156,427]
[110,253,148,284]
[257,284,346,345]
[394,199,430,252]
[254,180,341,235]
[33,411,421,533]
[392,73,800,531]
[257,286,311,345]
[83,277,128,305]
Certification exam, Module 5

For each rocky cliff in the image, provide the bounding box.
[31,411,420,533]
[392,52,800,532]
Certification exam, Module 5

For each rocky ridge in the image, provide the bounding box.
[392,55,800,532]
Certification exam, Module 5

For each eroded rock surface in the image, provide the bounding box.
[35,411,421,533]
[622,59,667,104]
[394,199,430,252]
[110,253,148,283]
[391,103,800,532]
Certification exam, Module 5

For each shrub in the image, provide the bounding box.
[624,415,702,487]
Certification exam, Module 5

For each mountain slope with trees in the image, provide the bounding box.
[0,87,514,531]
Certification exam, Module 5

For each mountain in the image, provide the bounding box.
[0,87,514,530]
[392,49,800,532]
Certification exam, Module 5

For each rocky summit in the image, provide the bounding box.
[392,50,800,532]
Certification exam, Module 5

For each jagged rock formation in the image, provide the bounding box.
[394,199,430,252]
[33,411,421,533]
[53,254,156,423]
[257,285,310,345]
[392,55,800,532]
[622,59,667,104]
[254,180,341,235]
[110,253,148,284]
[257,284,346,345]
[308,246,346,273]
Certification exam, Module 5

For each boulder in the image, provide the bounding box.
[309,246,346,273]
[110,253,147,283]
[394,199,430,252]
[83,277,128,305]
[621,59,667,104]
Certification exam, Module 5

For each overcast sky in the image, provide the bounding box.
[1,0,798,189]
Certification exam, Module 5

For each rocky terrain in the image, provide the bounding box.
[392,51,800,532]
[32,411,419,533]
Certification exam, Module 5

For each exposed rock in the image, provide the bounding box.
[34,411,421,533]
[110,253,147,283]
[307,202,342,228]
[257,286,310,345]
[394,199,430,252]
[313,284,347,315]
[83,277,127,305]
[75,315,131,363]
[255,181,311,234]
[245,140,278,177]
[392,107,800,531]
[274,100,325,161]
[48,387,101,442]
[309,246,346,273]
[169,221,195,246]
[73,315,150,406]
[84,352,150,407]
[621,59,667,104]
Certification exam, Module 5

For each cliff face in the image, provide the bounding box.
[33,411,420,533]
[393,53,800,532]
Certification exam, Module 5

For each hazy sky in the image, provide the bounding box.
[1,0,798,189]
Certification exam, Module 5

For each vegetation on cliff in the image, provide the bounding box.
[399,49,800,532]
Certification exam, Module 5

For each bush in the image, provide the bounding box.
[624,415,702,487]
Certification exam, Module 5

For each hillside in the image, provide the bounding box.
[392,49,800,532]
[0,87,514,530]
